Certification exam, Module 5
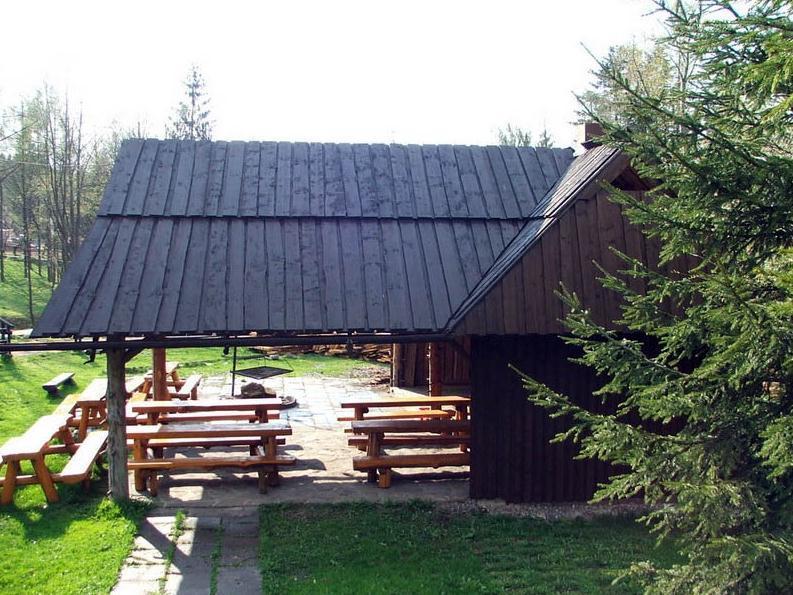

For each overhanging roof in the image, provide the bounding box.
[33,139,580,338]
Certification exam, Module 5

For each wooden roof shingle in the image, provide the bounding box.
[32,140,627,339]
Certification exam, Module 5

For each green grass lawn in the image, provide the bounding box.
[0,257,54,327]
[0,348,382,594]
[259,503,679,594]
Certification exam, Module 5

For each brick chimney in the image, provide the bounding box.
[579,122,604,149]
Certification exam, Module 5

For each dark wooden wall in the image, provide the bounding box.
[470,334,614,502]
[392,338,471,388]
[455,190,694,336]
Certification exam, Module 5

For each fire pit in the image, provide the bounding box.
[239,381,297,408]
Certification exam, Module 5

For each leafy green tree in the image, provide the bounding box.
[519,1,793,592]
[497,123,555,147]
[577,40,675,127]
[166,65,213,141]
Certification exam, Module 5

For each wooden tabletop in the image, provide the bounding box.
[126,420,292,440]
[351,419,470,434]
[76,378,109,404]
[145,361,179,377]
[130,398,282,413]
[0,414,72,459]
[340,395,471,408]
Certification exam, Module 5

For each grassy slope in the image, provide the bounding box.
[260,503,680,594]
[0,349,382,594]
[0,257,53,328]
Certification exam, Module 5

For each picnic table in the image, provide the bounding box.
[339,395,471,423]
[0,414,107,504]
[69,376,146,440]
[350,418,471,488]
[126,420,294,495]
[141,361,182,395]
[129,397,282,425]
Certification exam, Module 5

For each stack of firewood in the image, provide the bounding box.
[251,344,391,364]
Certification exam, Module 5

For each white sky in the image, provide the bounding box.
[0,0,663,148]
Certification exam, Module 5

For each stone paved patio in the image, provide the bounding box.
[114,373,469,593]
[132,373,469,510]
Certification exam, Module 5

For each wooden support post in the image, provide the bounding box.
[152,348,168,401]
[428,342,444,397]
[106,347,129,500]
[391,343,402,387]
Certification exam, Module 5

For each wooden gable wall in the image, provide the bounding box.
[452,189,672,335]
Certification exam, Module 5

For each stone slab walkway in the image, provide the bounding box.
[113,510,261,595]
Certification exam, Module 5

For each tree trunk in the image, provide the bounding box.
[106,347,129,500]
[0,180,4,283]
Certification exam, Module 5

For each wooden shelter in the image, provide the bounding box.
[18,136,668,502]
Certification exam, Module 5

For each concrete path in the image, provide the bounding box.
[113,510,261,595]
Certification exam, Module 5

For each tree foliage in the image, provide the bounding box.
[577,40,675,127]
[166,65,213,141]
[519,1,793,592]
[497,123,555,147]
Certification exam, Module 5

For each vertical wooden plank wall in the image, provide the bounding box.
[470,334,615,502]
[392,337,472,388]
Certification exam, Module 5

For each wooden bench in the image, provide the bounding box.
[141,411,280,425]
[42,372,75,395]
[130,398,282,425]
[339,395,470,425]
[350,419,471,488]
[170,374,201,400]
[127,420,294,495]
[53,393,81,416]
[337,409,454,423]
[55,430,107,485]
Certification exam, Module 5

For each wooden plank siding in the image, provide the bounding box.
[470,335,615,502]
[453,188,666,335]
[392,337,471,388]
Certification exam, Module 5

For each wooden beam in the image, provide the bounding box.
[152,348,168,401]
[106,347,129,500]
[428,342,443,396]
[391,343,403,387]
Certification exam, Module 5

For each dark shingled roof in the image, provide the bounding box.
[444,144,626,332]
[32,139,624,339]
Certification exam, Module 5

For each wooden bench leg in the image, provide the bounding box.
[32,456,59,503]
[148,473,159,497]
[377,468,392,489]
[264,438,280,487]
[78,408,90,442]
[132,442,147,492]
[257,470,268,494]
[1,461,20,505]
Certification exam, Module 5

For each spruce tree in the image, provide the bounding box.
[166,65,213,141]
[518,1,793,591]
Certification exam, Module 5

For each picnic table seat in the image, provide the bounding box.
[42,372,75,395]
[338,408,455,423]
[54,393,81,416]
[351,419,471,488]
[54,430,107,485]
[140,410,280,425]
[170,374,201,400]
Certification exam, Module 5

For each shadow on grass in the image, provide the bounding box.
[1,475,149,542]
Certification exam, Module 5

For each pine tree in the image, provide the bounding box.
[166,66,213,141]
[519,1,793,591]
[497,123,533,146]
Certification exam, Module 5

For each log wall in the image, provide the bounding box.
[470,334,614,502]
